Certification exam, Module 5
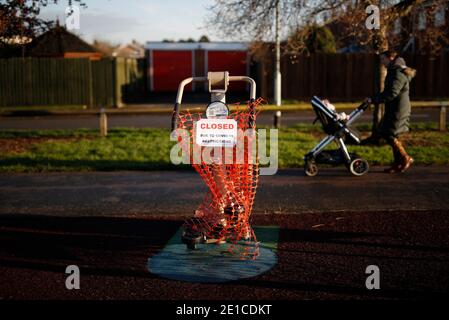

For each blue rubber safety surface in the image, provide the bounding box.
[148,226,279,283]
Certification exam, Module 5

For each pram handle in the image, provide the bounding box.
[346,100,371,126]
[357,100,371,111]
[171,76,256,132]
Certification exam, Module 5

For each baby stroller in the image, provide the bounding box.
[304,96,371,177]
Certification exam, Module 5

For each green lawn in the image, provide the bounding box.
[0,124,448,173]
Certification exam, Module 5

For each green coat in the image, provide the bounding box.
[376,63,413,138]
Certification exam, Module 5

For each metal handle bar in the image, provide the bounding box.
[171,76,257,132]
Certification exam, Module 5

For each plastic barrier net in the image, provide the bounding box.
[176,98,264,259]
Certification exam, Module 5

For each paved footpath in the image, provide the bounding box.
[0,166,448,216]
[0,167,448,300]
[0,108,445,129]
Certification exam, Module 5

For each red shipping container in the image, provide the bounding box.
[152,50,192,92]
[207,51,248,91]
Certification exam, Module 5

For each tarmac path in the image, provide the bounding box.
[0,108,445,130]
[0,167,448,300]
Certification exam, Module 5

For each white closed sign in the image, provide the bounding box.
[195,119,238,147]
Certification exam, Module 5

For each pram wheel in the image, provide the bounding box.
[304,161,318,177]
[349,158,369,176]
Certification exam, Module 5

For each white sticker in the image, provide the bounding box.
[195,119,238,147]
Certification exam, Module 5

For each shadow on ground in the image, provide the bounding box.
[1,212,448,299]
[0,214,181,278]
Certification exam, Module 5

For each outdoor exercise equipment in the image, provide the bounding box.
[171,71,263,259]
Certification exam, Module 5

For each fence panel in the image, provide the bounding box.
[278,53,377,101]
[0,57,140,107]
[258,52,449,101]
[92,58,114,107]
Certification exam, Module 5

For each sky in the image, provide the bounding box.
[39,0,216,45]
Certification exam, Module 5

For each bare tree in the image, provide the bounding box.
[207,0,449,132]
[0,0,86,41]
[321,0,449,137]
[1,0,87,58]
[208,0,448,54]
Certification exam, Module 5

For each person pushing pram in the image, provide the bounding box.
[365,50,416,174]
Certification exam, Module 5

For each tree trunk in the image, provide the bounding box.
[371,25,388,139]
[372,59,386,135]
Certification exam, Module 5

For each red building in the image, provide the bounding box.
[145,42,249,92]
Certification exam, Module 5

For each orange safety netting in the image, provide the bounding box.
[176,98,264,259]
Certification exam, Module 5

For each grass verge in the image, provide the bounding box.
[0,123,448,173]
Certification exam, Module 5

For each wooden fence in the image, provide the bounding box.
[255,53,449,101]
[1,54,447,106]
[0,57,144,107]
